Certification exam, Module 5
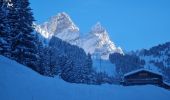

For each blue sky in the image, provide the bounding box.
[30,0,170,51]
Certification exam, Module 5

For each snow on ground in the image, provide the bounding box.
[0,56,170,100]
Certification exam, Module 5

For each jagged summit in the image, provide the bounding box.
[80,22,123,60]
[57,12,69,19]
[35,12,80,43]
[89,22,111,44]
[53,12,79,33]
[91,22,106,34]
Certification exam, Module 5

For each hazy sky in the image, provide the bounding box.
[30,0,170,51]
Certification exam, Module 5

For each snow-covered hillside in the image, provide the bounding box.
[35,12,123,60]
[136,42,170,80]
[138,42,170,68]
[0,56,170,100]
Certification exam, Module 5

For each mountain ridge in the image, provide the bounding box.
[35,12,123,60]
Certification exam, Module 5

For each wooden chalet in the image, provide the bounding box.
[122,69,163,86]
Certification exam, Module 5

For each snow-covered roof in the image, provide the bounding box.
[163,81,170,86]
[124,68,163,77]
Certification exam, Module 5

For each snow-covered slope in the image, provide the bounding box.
[142,42,170,65]
[136,42,170,73]
[80,22,123,59]
[35,12,80,44]
[0,56,170,100]
[93,59,116,76]
[35,12,123,60]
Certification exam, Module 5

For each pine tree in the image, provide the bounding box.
[41,46,61,76]
[86,53,94,83]
[0,0,5,35]
[60,57,75,82]
[86,53,93,74]
[8,0,39,71]
[0,0,12,57]
[34,33,44,74]
[0,0,6,53]
[42,47,51,76]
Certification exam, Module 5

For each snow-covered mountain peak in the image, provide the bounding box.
[57,12,69,19]
[80,22,123,60]
[91,22,107,35]
[89,22,111,45]
[35,12,80,42]
[53,12,79,33]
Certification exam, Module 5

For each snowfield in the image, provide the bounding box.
[0,56,170,100]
